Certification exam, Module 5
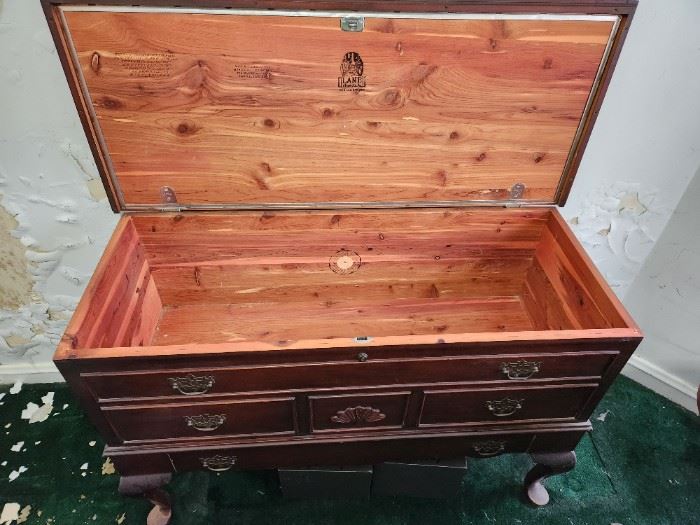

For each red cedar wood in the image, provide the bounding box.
[57,217,133,353]
[522,259,578,330]
[535,234,613,329]
[63,13,609,206]
[554,9,635,203]
[548,208,639,330]
[85,235,147,347]
[41,0,637,211]
[55,208,641,362]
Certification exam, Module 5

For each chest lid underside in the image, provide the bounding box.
[47,2,628,212]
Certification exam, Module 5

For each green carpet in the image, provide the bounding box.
[1,376,698,524]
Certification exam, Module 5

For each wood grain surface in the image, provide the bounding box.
[56,208,639,356]
[62,10,615,207]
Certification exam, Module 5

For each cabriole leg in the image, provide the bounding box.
[524,451,576,506]
[118,473,173,525]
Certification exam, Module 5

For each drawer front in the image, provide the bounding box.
[83,351,616,401]
[113,424,593,476]
[166,432,538,474]
[420,384,596,426]
[102,397,295,442]
[310,392,410,432]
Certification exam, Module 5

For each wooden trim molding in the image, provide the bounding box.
[42,1,638,14]
[0,362,64,384]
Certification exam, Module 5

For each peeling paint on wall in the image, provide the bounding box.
[0,203,33,309]
[565,182,671,298]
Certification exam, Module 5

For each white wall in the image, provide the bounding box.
[0,0,699,409]
[622,169,700,413]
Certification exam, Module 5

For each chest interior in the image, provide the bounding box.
[66,207,632,354]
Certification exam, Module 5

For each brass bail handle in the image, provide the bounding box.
[500,360,541,380]
[486,397,524,417]
[168,374,215,395]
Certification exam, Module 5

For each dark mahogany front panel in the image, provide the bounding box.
[166,432,538,473]
[102,396,296,442]
[81,351,617,401]
[107,424,593,476]
[419,384,597,426]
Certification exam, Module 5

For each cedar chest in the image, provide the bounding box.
[42,0,641,521]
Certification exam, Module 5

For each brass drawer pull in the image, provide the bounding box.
[331,406,386,424]
[168,374,215,395]
[500,360,540,380]
[486,397,524,417]
[472,440,507,457]
[200,454,237,472]
[184,413,226,432]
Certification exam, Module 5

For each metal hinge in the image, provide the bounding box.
[340,16,364,32]
[159,186,182,212]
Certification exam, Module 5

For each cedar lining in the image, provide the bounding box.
[59,9,615,208]
[60,208,634,352]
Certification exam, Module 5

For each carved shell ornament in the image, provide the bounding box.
[331,406,387,424]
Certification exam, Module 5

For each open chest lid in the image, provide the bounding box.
[44,1,635,212]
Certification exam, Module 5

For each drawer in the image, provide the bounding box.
[163,432,539,474]
[419,384,596,426]
[82,351,617,401]
[102,396,295,442]
[309,391,410,432]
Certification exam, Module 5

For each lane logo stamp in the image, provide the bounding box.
[338,52,366,92]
